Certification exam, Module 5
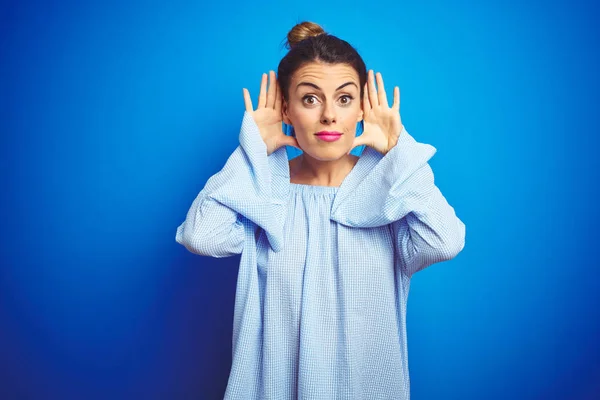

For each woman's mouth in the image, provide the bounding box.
[315,131,343,142]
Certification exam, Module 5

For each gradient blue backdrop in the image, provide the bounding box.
[2,0,599,399]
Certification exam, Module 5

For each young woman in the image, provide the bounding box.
[176,21,466,400]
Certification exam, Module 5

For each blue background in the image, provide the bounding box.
[2,0,599,398]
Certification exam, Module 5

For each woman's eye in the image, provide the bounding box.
[302,95,353,106]
[339,95,353,105]
[302,95,318,105]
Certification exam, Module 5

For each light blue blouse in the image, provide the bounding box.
[175,112,466,400]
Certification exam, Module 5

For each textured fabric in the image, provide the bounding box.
[175,111,466,400]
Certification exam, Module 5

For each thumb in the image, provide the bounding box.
[348,133,371,154]
[278,134,301,151]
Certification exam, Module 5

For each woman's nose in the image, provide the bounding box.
[320,102,336,124]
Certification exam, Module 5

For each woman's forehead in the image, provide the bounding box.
[291,62,359,90]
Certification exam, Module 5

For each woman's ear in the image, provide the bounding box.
[282,99,292,125]
[357,108,364,122]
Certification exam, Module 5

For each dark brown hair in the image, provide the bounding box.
[277,21,368,103]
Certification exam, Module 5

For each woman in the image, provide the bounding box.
[176,21,466,400]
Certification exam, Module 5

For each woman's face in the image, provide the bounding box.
[282,62,363,161]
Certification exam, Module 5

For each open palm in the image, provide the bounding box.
[243,71,299,155]
[350,70,404,155]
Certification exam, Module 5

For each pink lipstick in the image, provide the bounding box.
[315,131,342,142]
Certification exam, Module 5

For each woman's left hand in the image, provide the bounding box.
[349,70,404,155]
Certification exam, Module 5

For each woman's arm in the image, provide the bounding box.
[175,192,246,258]
[381,129,466,277]
[331,126,466,277]
[389,160,466,278]
[175,111,290,257]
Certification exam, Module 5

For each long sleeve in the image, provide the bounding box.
[330,126,466,277]
[389,161,466,278]
[175,111,290,257]
[175,191,245,258]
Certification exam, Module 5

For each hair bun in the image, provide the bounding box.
[285,21,325,49]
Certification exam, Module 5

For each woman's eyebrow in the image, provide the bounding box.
[296,81,358,92]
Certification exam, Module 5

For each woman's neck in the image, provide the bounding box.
[289,153,359,187]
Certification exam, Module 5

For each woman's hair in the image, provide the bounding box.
[277,21,368,103]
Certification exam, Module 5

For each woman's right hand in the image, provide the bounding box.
[243,70,300,155]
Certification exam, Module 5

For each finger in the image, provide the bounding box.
[275,78,282,112]
[392,86,400,111]
[363,83,370,116]
[258,73,267,109]
[266,71,276,109]
[367,70,378,107]
[243,88,253,112]
[376,72,388,108]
